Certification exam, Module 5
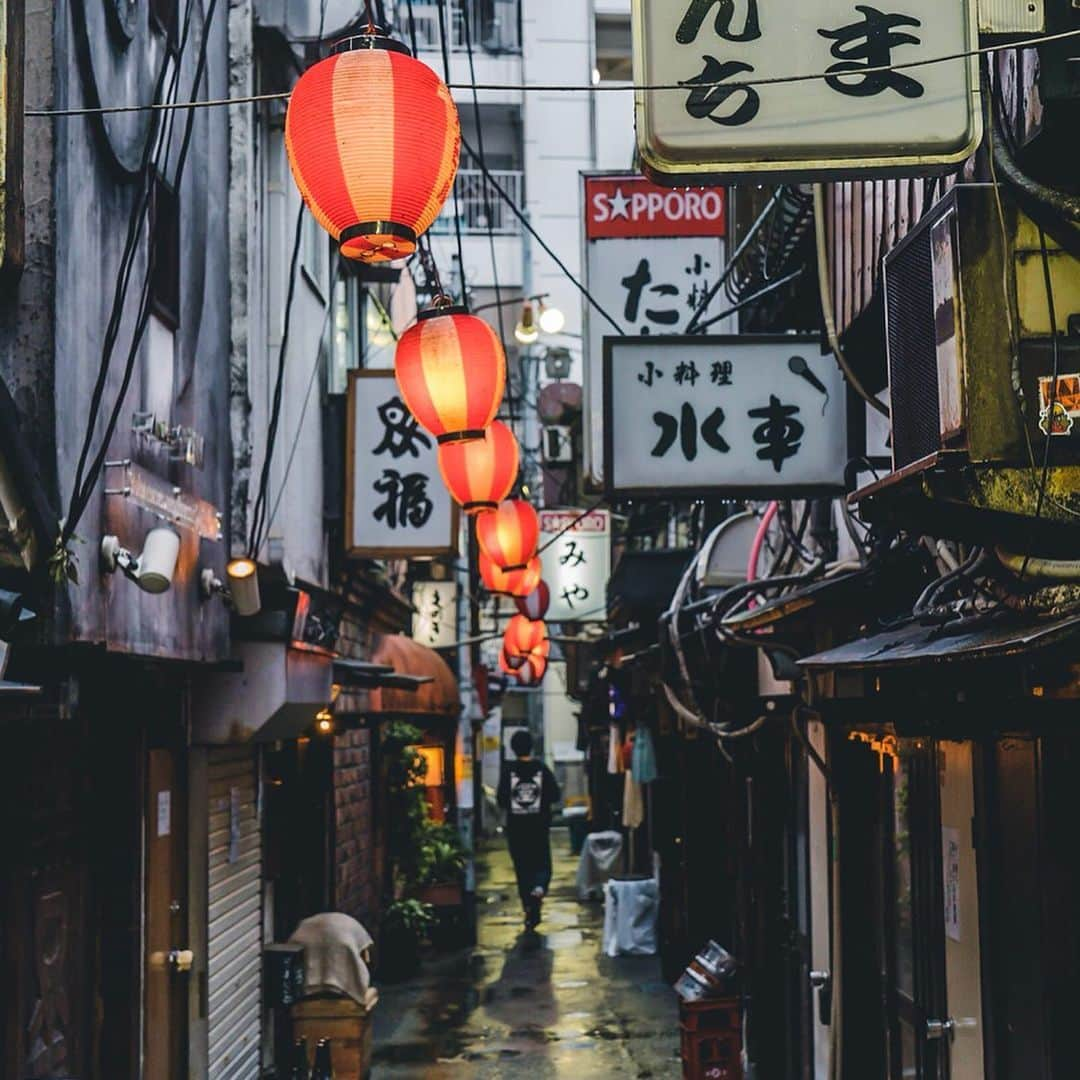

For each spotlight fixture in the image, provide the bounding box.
[538,301,565,335]
[100,526,180,594]
[514,301,539,345]
[226,558,261,616]
[315,708,334,735]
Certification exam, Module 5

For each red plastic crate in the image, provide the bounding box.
[679,997,742,1080]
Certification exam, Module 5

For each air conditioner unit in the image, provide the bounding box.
[542,425,574,464]
[883,184,1080,474]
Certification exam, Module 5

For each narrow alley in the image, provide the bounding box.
[371,833,680,1078]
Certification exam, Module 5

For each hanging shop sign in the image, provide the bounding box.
[603,336,845,496]
[412,581,459,649]
[346,370,458,557]
[539,509,611,623]
[583,172,731,483]
[631,0,981,184]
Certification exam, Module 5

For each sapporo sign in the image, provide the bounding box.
[582,173,731,483]
[632,0,981,183]
[603,336,846,496]
[539,509,611,623]
[346,370,458,557]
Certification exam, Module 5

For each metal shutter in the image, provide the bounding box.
[207,748,262,1079]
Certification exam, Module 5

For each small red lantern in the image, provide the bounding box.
[514,580,550,621]
[516,652,548,686]
[499,648,525,674]
[478,552,542,597]
[504,614,547,660]
[395,305,506,444]
[285,35,460,262]
[476,499,539,571]
[437,420,519,514]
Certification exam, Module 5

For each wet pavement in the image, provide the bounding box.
[372,830,681,1078]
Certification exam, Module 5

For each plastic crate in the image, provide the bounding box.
[679,996,742,1080]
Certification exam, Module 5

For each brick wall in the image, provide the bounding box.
[333,728,376,926]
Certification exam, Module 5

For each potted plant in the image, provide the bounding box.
[378,898,434,982]
[412,821,467,908]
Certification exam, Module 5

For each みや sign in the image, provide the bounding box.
[603,336,846,495]
[632,0,981,183]
[586,176,726,239]
[347,370,458,557]
[539,509,611,623]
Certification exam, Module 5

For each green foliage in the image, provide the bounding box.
[382,898,435,938]
[413,821,467,887]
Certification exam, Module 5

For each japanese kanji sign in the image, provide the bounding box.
[539,509,611,623]
[412,581,459,649]
[346,370,458,557]
[583,172,731,484]
[632,0,980,183]
[603,336,846,495]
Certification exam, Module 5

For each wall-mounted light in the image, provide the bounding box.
[514,301,538,345]
[315,708,334,735]
[538,301,565,335]
[226,557,261,616]
[100,526,180,594]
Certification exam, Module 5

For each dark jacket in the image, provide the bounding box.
[497,758,561,833]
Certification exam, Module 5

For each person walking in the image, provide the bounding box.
[497,730,561,931]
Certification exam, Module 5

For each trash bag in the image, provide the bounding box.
[575,830,623,900]
[602,877,659,957]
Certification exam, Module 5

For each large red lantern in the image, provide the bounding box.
[514,580,550,621]
[476,499,539,571]
[478,552,542,597]
[504,614,547,660]
[285,35,460,263]
[395,305,506,444]
[437,420,518,514]
[516,652,548,686]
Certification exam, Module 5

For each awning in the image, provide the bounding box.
[799,609,1080,672]
[361,634,461,720]
[192,641,334,744]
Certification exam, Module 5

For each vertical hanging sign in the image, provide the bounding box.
[412,581,459,649]
[346,370,459,556]
[583,173,730,483]
[632,0,980,184]
[539,509,611,622]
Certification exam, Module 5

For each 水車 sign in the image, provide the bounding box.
[603,336,846,495]
[632,0,981,183]
[346,370,458,557]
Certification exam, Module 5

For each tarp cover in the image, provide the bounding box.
[602,877,659,957]
[575,830,623,900]
[289,912,374,1005]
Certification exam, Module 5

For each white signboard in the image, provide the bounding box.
[943,826,961,942]
[583,173,732,484]
[346,371,458,556]
[539,509,611,623]
[632,0,980,182]
[604,336,845,495]
[412,581,459,649]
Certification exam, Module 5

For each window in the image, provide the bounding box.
[150,173,180,329]
[594,15,633,83]
[361,289,397,373]
[327,278,359,395]
[302,210,329,301]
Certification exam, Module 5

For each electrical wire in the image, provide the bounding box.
[433,0,467,298]
[25,27,1080,116]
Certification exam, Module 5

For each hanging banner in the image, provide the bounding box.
[412,581,459,649]
[346,370,458,556]
[539,509,611,623]
[632,0,981,184]
[604,336,845,495]
[583,172,731,484]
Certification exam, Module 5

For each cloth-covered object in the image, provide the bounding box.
[631,725,659,784]
[289,912,374,1005]
[623,771,644,830]
[576,829,623,900]
[602,877,659,957]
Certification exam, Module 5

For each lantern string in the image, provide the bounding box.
[534,497,609,557]
[433,0,468,305]
[23,28,1080,117]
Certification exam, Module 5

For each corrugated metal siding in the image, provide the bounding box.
[207,748,262,1080]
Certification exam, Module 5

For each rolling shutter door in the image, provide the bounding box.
[207,747,262,1079]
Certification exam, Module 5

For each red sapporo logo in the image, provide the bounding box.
[585,175,726,240]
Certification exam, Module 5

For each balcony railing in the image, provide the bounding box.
[400,0,521,55]
[431,169,523,236]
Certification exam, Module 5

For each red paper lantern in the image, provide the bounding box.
[516,651,548,686]
[437,420,519,514]
[514,580,550,621]
[395,305,506,444]
[285,35,460,263]
[499,648,525,674]
[476,499,539,571]
[478,552,542,597]
[504,614,547,659]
